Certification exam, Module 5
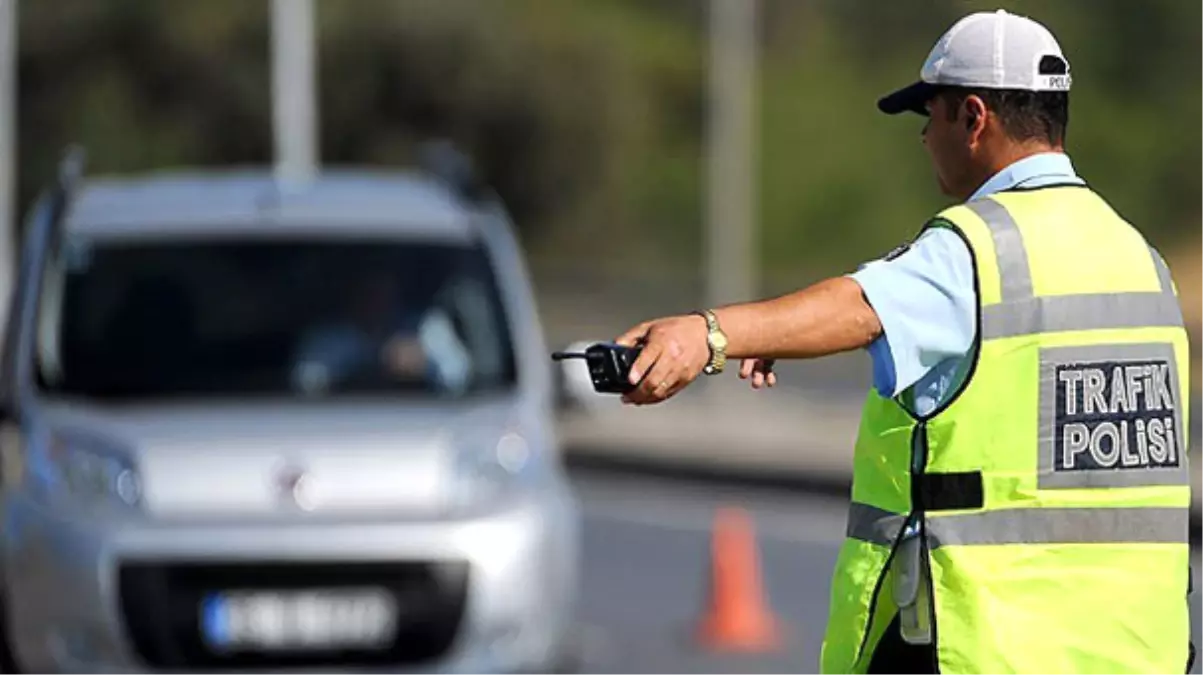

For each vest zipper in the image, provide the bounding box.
[919,507,941,673]
[913,420,941,672]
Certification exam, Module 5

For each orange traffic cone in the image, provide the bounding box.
[696,506,781,652]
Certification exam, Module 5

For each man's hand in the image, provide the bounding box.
[614,314,710,405]
[739,358,777,389]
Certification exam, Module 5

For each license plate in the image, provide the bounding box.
[200,588,398,652]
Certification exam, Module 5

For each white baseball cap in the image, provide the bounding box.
[878,9,1072,116]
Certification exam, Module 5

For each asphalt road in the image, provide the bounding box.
[572,468,845,673]
[569,467,1203,674]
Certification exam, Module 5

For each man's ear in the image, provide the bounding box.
[963,94,989,139]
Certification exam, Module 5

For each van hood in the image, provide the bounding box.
[33,396,537,518]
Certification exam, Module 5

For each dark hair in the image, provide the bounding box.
[938,83,1073,146]
[939,87,1069,146]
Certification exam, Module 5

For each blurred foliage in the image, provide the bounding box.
[15,0,1201,288]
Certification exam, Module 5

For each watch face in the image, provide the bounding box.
[710,331,729,350]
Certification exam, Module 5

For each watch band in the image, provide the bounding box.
[695,309,728,375]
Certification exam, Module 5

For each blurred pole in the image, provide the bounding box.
[0,0,15,333]
[271,0,318,186]
[705,0,758,310]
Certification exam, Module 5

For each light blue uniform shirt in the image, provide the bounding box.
[848,152,1085,417]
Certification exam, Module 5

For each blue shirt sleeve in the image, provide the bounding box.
[847,227,977,398]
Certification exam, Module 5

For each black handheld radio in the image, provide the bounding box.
[551,342,643,394]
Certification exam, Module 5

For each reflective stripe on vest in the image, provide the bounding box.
[846,501,1189,548]
[964,199,1184,340]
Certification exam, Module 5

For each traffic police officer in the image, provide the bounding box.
[615,9,1192,674]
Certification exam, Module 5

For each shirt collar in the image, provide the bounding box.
[968,152,1082,202]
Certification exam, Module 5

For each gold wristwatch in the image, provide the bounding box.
[695,309,729,375]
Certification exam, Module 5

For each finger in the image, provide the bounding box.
[628,356,672,403]
[627,341,663,386]
[740,359,755,379]
[656,366,697,403]
[636,359,678,402]
[663,376,693,401]
[625,375,669,406]
[616,321,653,348]
[621,385,649,405]
[651,377,677,402]
[650,354,691,400]
[663,356,703,398]
[761,359,777,387]
[668,358,700,396]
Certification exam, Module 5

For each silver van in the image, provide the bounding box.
[0,149,581,673]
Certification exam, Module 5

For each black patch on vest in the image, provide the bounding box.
[914,471,984,511]
[1054,358,1180,473]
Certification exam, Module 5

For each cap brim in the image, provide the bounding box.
[877,81,938,115]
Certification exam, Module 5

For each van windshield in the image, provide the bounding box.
[35,235,518,401]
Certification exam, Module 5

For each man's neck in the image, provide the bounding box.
[985,141,1063,177]
[963,141,1064,200]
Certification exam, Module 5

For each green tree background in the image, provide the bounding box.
[15,0,1201,308]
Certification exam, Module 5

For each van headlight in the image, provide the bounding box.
[23,429,142,510]
[450,430,549,510]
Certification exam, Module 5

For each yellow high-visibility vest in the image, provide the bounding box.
[820,184,1192,673]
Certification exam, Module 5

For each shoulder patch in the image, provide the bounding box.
[883,242,911,261]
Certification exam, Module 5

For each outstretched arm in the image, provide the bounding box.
[614,226,977,407]
[616,276,881,404]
